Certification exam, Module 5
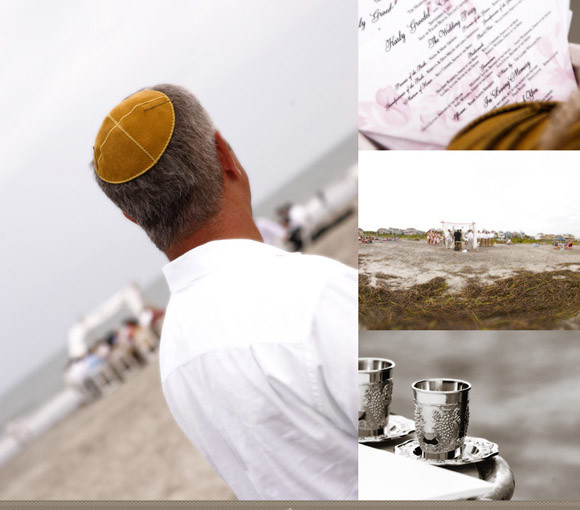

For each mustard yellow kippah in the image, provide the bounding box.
[93,89,175,183]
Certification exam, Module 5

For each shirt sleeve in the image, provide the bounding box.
[162,340,358,500]
[310,264,358,435]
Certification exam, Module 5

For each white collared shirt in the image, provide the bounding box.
[160,239,357,500]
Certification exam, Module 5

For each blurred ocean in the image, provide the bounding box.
[0,134,356,432]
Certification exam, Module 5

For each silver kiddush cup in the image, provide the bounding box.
[358,358,395,438]
[412,379,471,461]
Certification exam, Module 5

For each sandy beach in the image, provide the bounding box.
[359,240,580,330]
[0,360,235,500]
[359,241,580,291]
[0,212,357,500]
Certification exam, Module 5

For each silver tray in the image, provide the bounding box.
[394,436,499,466]
[359,414,415,443]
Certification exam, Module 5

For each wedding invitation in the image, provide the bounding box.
[359,0,577,149]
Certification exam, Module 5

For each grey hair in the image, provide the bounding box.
[93,84,224,251]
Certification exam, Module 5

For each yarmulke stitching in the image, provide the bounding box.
[106,114,155,162]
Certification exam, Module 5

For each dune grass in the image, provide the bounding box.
[359,269,580,330]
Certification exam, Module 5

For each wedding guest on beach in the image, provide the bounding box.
[446,230,453,249]
[287,202,309,251]
[64,357,102,399]
[466,230,474,250]
[255,216,287,249]
[454,229,462,251]
[90,85,356,500]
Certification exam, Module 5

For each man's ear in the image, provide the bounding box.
[123,211,137,224]
[215,131,241,177]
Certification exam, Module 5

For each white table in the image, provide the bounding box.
[359,416,515,501]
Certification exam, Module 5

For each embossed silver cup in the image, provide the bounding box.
[412,379,471,461]
[358,358,395,439]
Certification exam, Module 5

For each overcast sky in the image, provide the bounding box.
[359,151,580,236]
[0,1,356,395]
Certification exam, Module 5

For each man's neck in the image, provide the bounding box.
[164,212,263,261]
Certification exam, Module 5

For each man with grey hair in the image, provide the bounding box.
[92,84,357,500]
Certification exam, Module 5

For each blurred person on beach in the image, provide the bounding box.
[454,228,462,251]
[277,202,307,251]
[466,230,474,250]
[90,84,357,500]
[287,202,310,250]
[64,357,102,399]
[254,216,287,249]
[446,229,453,249]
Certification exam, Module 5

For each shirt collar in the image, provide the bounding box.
[162,239,292,293]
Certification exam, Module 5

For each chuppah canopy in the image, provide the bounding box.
[67,283,145,358]
[441,222,478,249]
